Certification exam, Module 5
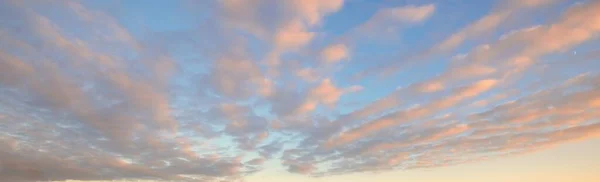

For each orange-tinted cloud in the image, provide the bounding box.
[321,43,350,64]
[1,0,599,181]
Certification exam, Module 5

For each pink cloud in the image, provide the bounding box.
[321,43,350,64]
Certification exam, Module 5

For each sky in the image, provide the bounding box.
[0,0,599,182]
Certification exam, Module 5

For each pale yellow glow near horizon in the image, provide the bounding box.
[245,138,600,182]
[59,139,600,182]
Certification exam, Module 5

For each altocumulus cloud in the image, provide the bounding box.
[0,0,599,181]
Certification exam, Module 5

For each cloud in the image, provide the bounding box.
[434,11,511,53]
[295,78,346,114]
[223,0,345,70]
[219,0,275,40]
[379,4,436,23]
[321,43,350,64]
[432,0,559,53]
[369,0,599,102]
[289,0,345,26]
[356,4,435,35]
[359,0,561,79]
[296,67,320,82]
[364,124,470,154]
[273,21,316,52]
[1,0,599,181]
[209,56,270,99]
[287,163,316,174]
[417,81,444,93]
[325,79,497,148]
[309,78,344,106]
[0,1,258,181]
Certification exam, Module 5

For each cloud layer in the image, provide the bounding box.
[0,0,599,181]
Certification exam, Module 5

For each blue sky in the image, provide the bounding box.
[1,0,600,181]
